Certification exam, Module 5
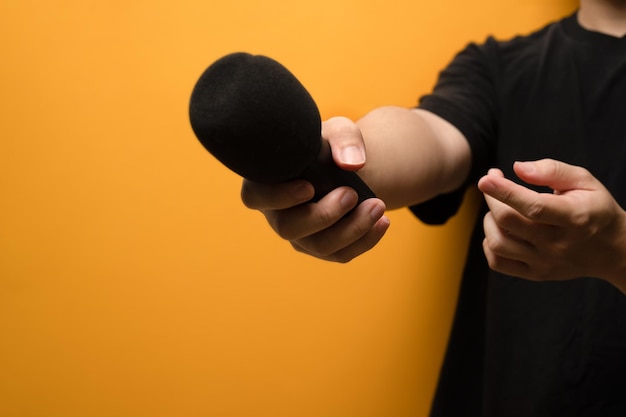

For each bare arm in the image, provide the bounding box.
[240,106,472,262]
[354,107,471,209]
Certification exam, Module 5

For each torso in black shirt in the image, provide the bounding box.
[415,12,626,417]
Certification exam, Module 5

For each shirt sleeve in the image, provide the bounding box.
[410,38,499,224]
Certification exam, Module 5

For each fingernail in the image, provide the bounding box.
[340,146,365,165]
[369,203,385,221]
[340,189,358,210]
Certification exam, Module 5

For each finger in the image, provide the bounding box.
[293,214,390,263]
[292,199,389,262]
[265,187,360,241]
[483,191,529,233]
[482,211,536,261]
[482,237,533,279]
[241,178,314,210]
[513,159,595,193]
[322,117,366,169]
[328,215,390,262]
[483,192,556,244]
[478,172,565,225]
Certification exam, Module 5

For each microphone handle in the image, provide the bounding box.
[301,139,376,204]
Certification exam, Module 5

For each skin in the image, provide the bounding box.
[578,0,626,37]
[240,0,626,293]
[479,161,626,293]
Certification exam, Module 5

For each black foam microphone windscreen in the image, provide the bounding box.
[188,52,375,203]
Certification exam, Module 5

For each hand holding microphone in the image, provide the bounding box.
[189,53,388,262]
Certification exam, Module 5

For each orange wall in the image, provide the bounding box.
[1,1,576,416]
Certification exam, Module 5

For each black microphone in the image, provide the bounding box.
[188,52,376,203]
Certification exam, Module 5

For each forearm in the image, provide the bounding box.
[354,106,471,210]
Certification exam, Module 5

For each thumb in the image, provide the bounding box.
[322,116,367,170]
[513,159,594,192]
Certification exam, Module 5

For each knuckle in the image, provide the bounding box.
[323,117,362,143]
[569,209,592,229]
[577,165,591,177]
[484,234,505,255]
[549,159,561,177]
[349,219,370,241]
[550,239,570,256]
[524,199,546,220]
[493,209,517,230]
[482,238,502,269]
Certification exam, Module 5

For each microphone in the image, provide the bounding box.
[188,52,376,203]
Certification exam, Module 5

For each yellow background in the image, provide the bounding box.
[1,1,576,416]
